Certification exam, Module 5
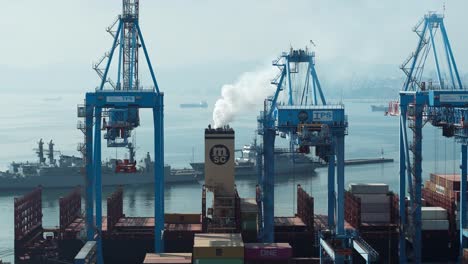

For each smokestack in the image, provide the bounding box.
[204,125,235,195]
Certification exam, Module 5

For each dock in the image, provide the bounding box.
[344,157,394,166]
[315,157,394,169]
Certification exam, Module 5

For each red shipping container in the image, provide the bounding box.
[244,243,292,260]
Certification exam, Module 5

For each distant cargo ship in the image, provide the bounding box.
[0,140,198,190]
[179,101,208,108]
[191,143,394,178]
[191,143,321,178]
[370,105,388,112]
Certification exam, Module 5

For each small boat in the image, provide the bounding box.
[370,105,388,112]
[179,101,208,108]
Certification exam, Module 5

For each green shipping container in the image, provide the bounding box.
[241,219,257,231]
[193,258,243,264]
[241,212,257,220]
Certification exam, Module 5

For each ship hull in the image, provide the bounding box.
[190,158,394,177]
[0,168,197,190]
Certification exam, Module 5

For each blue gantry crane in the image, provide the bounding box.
[257,47,354,262]
[78,1,165,263]
[398,12,468,263]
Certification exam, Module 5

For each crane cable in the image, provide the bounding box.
[445,136,447,175]
[453,139,456,176]
[435,128,438,173]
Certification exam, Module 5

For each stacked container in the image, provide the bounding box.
[193,233,244,264]
[244,243,292,264]
[422,173,459,262]
[240,198,258,242]
[427,173,461,200]
[143,253,192,264]
[348,183,390,223]
[345,183,399,263]
[417,206,451,262]
[164,214,202,253]
[421,207,449,230]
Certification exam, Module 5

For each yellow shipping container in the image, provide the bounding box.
[193,233,244,259]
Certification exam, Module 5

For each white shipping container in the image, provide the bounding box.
[421,207,447,220]
[355,194,389,204]
[349,183,389,194]
[421,219,449,230]
[361,212,390,223]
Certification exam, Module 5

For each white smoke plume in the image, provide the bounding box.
[213,68,277,128]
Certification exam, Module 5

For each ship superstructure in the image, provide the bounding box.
[0,140,196,189]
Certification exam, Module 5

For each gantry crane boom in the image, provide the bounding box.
[257,47,362,263]
[398,13,468,263]
[80,1,165,263]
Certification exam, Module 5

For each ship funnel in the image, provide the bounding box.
[204,125,235,195]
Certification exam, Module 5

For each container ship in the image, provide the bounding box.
[10,126,462,264]
[0,139,198,189]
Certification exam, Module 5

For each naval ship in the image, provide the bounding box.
[0,139,198,190]
[191,141,321,178]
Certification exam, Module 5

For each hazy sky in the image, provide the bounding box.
[0,0,467,94]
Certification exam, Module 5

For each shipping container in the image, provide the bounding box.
[406,230,453,262]
[193,233,244,259]
[244,243,292,261]
[164,223,201,253]
[150,253,192,259]
[421,219,449,230]
[274,217,307,232]
[353,194,389,204]
[240,198,258,233]
[241,199,258,213]
[360,203,389,213]
[165,214,201,224]
[143,253,192,264]
[463,248,468,264]
[143,255,191,264]
[421,206,447,220]
[348,183,389,194]
[242,220,257,231]
[360,212,390,223]
[106,187,124,233]
[430,173,460,190]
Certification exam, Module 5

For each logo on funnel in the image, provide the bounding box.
[210,144,230,165]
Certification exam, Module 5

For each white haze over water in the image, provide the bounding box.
[212,68,277,128]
